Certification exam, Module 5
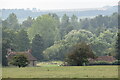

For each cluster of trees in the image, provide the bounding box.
[2,13,34,30]
[2,28,30,66]
[2,28,44,66]
[2,12,119,66]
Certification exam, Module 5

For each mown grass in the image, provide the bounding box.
[2,66,118,78]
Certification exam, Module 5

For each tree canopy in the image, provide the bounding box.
[10,54,29,68]
[28,14,60,48]
[31,34,44,60]
[2,12,118,66]
[65,42,95,66]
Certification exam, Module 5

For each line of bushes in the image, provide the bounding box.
[89,60,120,65]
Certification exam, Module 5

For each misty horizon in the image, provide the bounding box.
[1,0,119,10]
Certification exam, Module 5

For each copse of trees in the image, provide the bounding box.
[59,14,79,39]
[2,27,15,66]
[59,14,70,39]
[43,30,94,60]
[2,28,31,66]
[79,13,118,30]
[28,14,60,48]
[2,12,118,66]
[15,29,30,51]
[43,28,117,60]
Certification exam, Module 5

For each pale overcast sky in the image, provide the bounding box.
[1,0,119,10]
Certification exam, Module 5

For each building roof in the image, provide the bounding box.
[7,50,37,61]
[95,56,116,62]
[88,56,116,63]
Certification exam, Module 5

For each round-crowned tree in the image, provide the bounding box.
[65,42,95,66]
[10,54,29,68]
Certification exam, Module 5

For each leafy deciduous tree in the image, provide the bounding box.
[22,16,34,28]
[28,14,59,48]
[65,42,95,66]
[10,54,29,68]
[16,29,30,51]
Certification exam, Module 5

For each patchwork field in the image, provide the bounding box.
[2,66,118,78]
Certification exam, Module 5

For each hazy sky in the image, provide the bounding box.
[1,0,119,10]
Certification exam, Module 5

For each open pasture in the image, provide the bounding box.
[2,66,118,78]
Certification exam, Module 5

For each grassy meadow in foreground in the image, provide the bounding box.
[2,66,118,78]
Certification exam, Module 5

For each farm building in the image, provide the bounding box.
[88,56,116,63]
[6,49,37,66]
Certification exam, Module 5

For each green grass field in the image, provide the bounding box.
[2,66,118,78]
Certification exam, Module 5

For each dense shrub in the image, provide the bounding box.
[10,54,29,68]
[89,61,112,65]
[89,60,120,65]
[112,60,120,65]
[65,42,95,66]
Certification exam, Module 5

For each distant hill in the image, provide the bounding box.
[1,6,118,20]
